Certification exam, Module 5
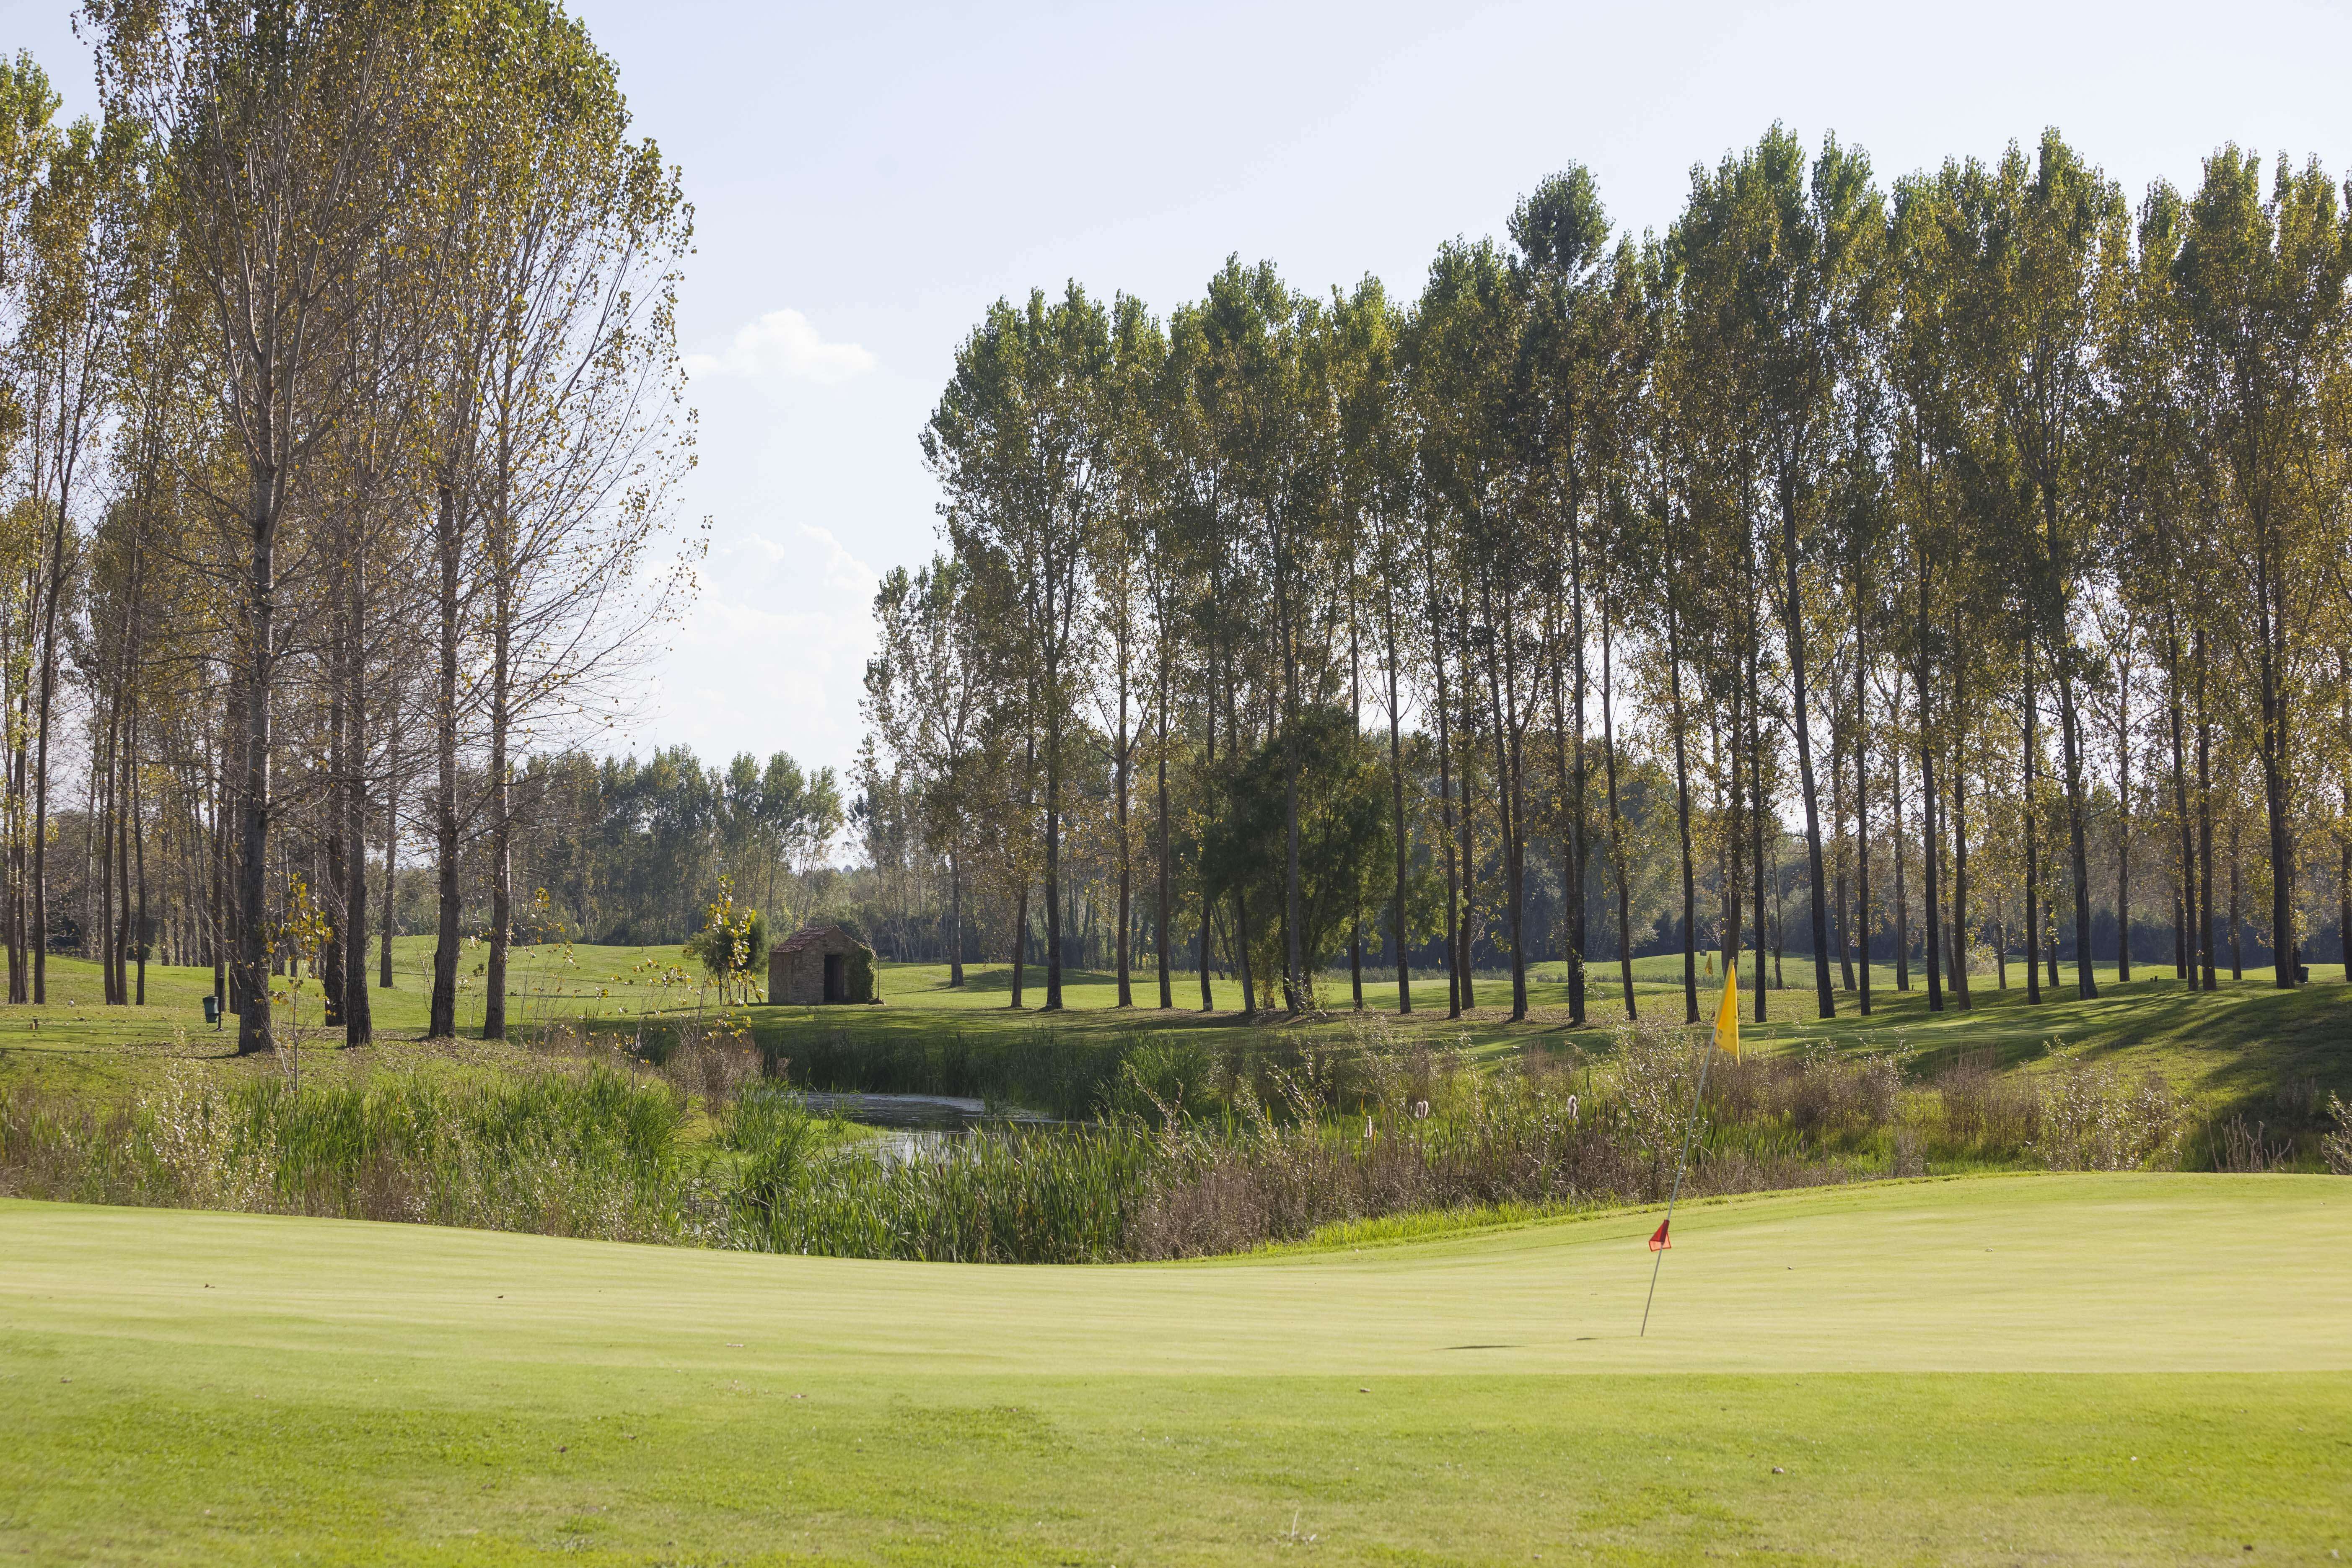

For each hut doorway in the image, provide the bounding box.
[823,952,845,1004]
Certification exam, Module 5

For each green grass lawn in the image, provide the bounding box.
[3,1174,2345,1563]
[5,939,2347,1122]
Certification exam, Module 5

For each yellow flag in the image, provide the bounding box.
[1713,956,1739,1062]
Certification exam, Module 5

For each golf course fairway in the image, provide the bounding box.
[3,1174,2346,1563]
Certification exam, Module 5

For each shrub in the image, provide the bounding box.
[2031,1055,2183,1171]
[2323,1094,2352,1176]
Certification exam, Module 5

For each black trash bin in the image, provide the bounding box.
[202,995,220,1026]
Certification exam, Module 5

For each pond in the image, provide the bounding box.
[799,1091,1067,1165]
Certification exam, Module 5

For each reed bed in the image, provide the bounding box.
[0,1018,2248,1265]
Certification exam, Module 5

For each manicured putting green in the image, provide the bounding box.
[4,1177,2347,1563]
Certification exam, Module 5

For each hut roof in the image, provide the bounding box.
[777,923,864,955]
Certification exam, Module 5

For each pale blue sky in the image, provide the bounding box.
[17,0,2352,784]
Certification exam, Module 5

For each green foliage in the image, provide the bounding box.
[683,877,765,1003]
[1200,704,1390,995]
[844,942,876,1003]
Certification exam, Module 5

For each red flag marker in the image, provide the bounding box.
[1649,1218,1671,1253]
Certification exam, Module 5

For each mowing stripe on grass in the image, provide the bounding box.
[5,1173,2343,1376]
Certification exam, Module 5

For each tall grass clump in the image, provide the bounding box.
[0,1063,689,1242]
[712,1080,1150,1262]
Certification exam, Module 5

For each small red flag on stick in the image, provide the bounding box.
[1649,1218,1671,1253]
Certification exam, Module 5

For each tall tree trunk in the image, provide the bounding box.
[1387,593,1411,1015]
[1777,480,1834,1019]
[1454,588,1477,1016]
[1950,718,1971,1011]
[430,483,462,1038]
[1010,880,1028,1009]
[1666,597,1698,1024]
[2256,591,2295,990]
[1919,663,1943,1016]
[1043,646,1065,1011]
[1568,531,1588,1026]
[484,581,512,1042]
[1721,695,1743,975]
[1433,608,1460,1021]
[2228,812,2243,980]
[379,750,398,990]
[236,480,276,1055]
[1279,559,1304,1015]
[1890,674,1909,993]
[2196,633,2216,992]
[1196,657,1214,1011]
[210,729,226,1010]
[1155,655,1170,1008]
[31,490,71,1006]
[2114,700,2132,985]
[1114,671,1132,1008]
[2024,635,2043,1003]
[324,621,347,1029]
[1749,629,1767,1022]
[132,752,146,1007]
[1601,596,1632,1018]
[1348,588,1363,1012]
[1853,604,1871,1016]
[344,550,372,1044]
[1481,577,1527,1022]
[2167,625,2192,984]
[2057,669,2098,999]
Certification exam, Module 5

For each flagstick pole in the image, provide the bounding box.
[1640,1033,1717,1338]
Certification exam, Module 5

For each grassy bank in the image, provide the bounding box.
[3,1176,2346,1563]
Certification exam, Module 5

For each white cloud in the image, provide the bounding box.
[684,308,877,384]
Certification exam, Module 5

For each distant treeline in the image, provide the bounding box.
[860,129,2352,1021]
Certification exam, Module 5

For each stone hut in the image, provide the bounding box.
[767,923,879,1005]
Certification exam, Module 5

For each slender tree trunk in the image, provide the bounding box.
[1919,663,1944,1015]
[1832,725,1853,993]
[1568,533,1588,1026]
[1010,880,1028,1008]
[1854,607,1872,1016]
[235,479,276,1054]
[2196,633,2215,992]
[209,732,226,1009]
[2228,813,2243,981]
[2057,669,2098,1000]
[1601,596,1632,1018]
[483,578,513,1042]
[31,497,70,1006]
[1043,643,1066,1011]
[430,482,462,1038]
[344,553,371,1044]
[2256,597,2295,991]
[1890,674,1909,992]
[379,752,398,990]
[2115,704,2132,985]
[1349,588,1363,1012]
[1667,598,1698,1023]
[1279,560,1304,1014]
[1950,714,1971,1012]
[1387,593,1411,1015]
[1433,607,1460,1021]
[1452,586,1478,1015]
[324,618,347,1029]
[1155,656,1171,1009]
[1114,672,1132,1008]
[2167,626,2193,984]
[1722,696,1743,974]
[1749,629,1767,1022]
[2024,635,2042,1003]
[132,751,146,1007]
[98,690,119,1006]
[1777,479,1834,1019]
